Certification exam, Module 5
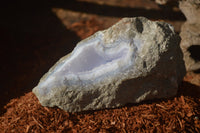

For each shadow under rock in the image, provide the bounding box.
[178,81,200,98]
[0,1,80,114]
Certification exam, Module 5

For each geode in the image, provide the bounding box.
[33,17,186,112]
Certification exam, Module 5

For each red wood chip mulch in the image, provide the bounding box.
[0,76,200,132]
[68,17,104,39]
[1,1,199,132]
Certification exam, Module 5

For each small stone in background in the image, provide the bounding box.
[179,0,200,71]
[179,0,200,23]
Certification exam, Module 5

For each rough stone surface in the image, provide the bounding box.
[180,22,200,71]
[33,17,186,112]
[179,0,200,71]
[179,0,200,24]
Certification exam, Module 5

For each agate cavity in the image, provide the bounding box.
[61,42,130,75]
[33,17,186,112]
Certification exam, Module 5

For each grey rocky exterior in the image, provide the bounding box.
[33,17,186,112]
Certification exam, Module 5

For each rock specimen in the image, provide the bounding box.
[179,0,200,71]
[33,17,186,112]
